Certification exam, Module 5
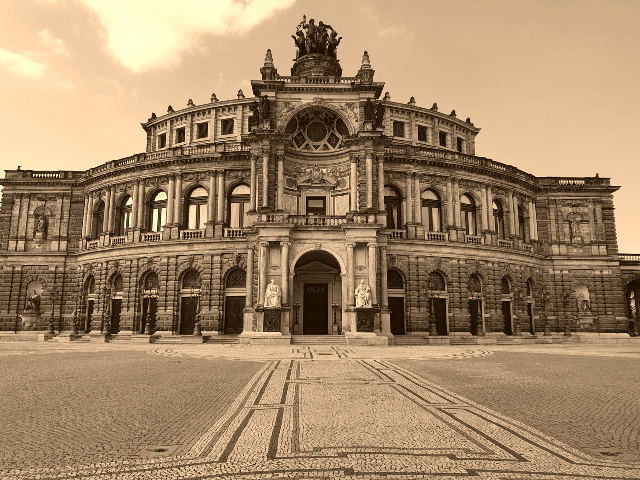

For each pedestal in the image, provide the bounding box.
[263,308,281,332]
[56,333,82,342]
[20,311,42,329]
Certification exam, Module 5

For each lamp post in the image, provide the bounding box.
[542,290,551,336]
[294,302,300,325]
[513,289,523,336]
[427,278,438,336]
[48,286,58,335]
[101,287,111,335]
[71,293,80,335]
[192,285,203,336]
[143,286,158,335]
[561,290,572,337]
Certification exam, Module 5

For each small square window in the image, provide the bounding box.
[393,121,405,137]
[221,118,234,135]
[158,133,166,149]
[175,127,185,144]
[418,125,427,142]
[197,122,208,139]
[456,137,463,153]
[439,131,447,147]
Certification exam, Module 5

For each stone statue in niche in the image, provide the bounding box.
[264,279,281,308]
[364,98,375,121]
[374,103,385,129]
[25,290,41,312]
[260,95,271,120]
[577,292,591,312]
[355,280,372,308]
[34,214,47,241]
[249,101,260,128]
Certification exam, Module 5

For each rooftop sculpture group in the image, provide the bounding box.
[292,15,342,60]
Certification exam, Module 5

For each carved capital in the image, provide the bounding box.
[280,241,292,248]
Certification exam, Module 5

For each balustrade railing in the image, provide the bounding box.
[180,229,205,240]
[386,229,405,239]
[224,228,246,238]
[288,215,347,226]
[498,239,513,248]
[142,232,162,242]
[259,213,287,223]
[110,236,126,246]
[621,253,640,262]
[87,240,99,249]
[31,171,61,179]
[558,178,586,186]
[522,244,535,253]
[426,231,448,242]
[465,234,484,245]
[351,213,376,224]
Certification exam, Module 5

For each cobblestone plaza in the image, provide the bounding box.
[1,342,639,479]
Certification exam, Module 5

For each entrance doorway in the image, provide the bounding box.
[141,297,157,333]
[110,299,122,334]
[469,299,482,335]
[225,296,245,334]
[303,284,328,334]
[180,297,198,335]
[502,301,513,335]
[434,298,447,335]
[85,300,94,333]
[389,297,405,335]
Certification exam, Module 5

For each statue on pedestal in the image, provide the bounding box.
[265,279,281,308]
[355,280,372,308]
[25,290,41,312]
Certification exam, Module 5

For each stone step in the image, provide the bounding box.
[449,337,479,345]
[393,336,433,345]
[291,335,347,345]
[207,336,240,344]
[153,336,184,344]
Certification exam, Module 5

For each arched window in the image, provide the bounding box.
[493,200,505,239]
[185,186,208,230]
[469,274,482,294]
[117,196,133,236]
[501,277,511,295]
[421,189,442,232]
[182,270,202,290]
[460,194,477,235]
[149,191,167,233]
[518,207,526,240]
[226,268,246,288]
[94,201,105,238]
[228,184,250,229]
[387,270,404,289]
[527,279,534,297]
[85,276,96,295]
[112,274,124,294]
[429,272,446,291]
[384,186,402,230]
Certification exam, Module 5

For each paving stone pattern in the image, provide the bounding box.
[395,347,640,462]
[1,343,639,479]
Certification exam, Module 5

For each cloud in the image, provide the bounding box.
[0,48,46,78]
[74,0,297,73]
[38,29,69,55]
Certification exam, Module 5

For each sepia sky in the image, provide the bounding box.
[1,0,639,252]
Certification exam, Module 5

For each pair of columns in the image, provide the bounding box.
[404,172,423,224]
[81,187,116,238]
[250,153,285,211]
[349,153,385,212]
[345,242,383,308]
[249,240,291,307]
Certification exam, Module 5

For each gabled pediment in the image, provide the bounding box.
[294,260,339,275]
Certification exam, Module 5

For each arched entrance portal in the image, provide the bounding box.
[293,250,342,335]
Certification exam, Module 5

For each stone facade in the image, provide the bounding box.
[1,34,639,342]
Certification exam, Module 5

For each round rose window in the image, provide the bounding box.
[285,109,349,151]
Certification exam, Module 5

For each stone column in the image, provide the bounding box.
[368,243,377,305]
[281,241,290,305]
[217,170,224,222]
[380,245,391,335]
[102,190,110,233]
[406,172,413,222]
[262,153,269,208]
[346,243,355,307]
[507,191,515,236]
[446,178,454,227]
[480,185,488,231]
[86,194,95,238]
[108,186,116,233]
[81,195,89,238]
[137,180,145,230]
[207,173,215,223]
[414,174,422,224]
[512,194,519,236]
[350,156,357,211]
[173,174,182,225]
[258,241,269,305]
[366,153,373,209]
[277,154,284,211]
[250,155,257,211]
[453,178,461,228]
[487,186,494,231]
[377,155,385,211]
[243,245,254,333]
[528,200,535,241]
[532,201,538,240]
[131,182,139,230]
[166,175,175,225]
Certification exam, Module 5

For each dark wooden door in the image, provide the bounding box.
[469,300,481,335]
[303,284,328,334]
[225,296,245,334]
[141,297,158,333]
[110,299,122,334]
[389,297,405,335]
[180,297,198,335]
[434,298,447,336]
[85,300,94,333]
[502,301,512,335]
[528,304,535,335]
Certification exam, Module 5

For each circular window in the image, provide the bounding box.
[307,122,327,142]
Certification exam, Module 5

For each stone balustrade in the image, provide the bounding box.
[179,229,205,240]
[522,244,535,253]
[426,231,448,242]
[224,228,246,238]
[498,239,513,248]
[465,234,484,245]
[87,240,99,249]
[621,253,640,262]
[386,229,404,239]
[288,215,347,226]
[110,235,126,246]
[142,232,162,242]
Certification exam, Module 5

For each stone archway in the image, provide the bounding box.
[292,250,342,335]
